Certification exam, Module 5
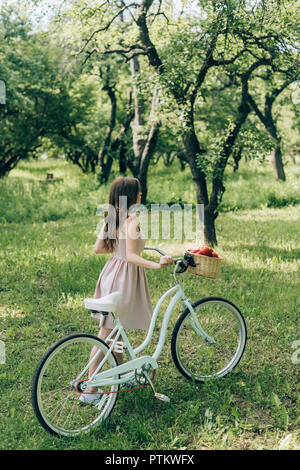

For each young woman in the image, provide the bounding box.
[80,176,173,404]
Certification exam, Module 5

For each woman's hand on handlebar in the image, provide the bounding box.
[158,255,174,268]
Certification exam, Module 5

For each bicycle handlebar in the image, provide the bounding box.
[143,246,195,274]
[143,246,168,256]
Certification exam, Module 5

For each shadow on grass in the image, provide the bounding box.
[221,243,300,262]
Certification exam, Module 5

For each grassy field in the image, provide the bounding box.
[0,155,299,450]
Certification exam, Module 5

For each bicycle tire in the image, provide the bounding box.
[32,333,120,437]
[171,297,247,383]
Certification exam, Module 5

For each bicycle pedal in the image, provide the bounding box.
[154,392,170,403]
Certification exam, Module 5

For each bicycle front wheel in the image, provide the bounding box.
[32,334,120,437]
[171,297,247,383]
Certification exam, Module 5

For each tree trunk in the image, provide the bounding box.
[98,85,117,183]
[232,145,243,172]
[203,206,218,247]
[119,139,127,174]
[247,87,289,183]
[0,154,22,178]
[264,95,286,182]
[129,56,160,199]
[269,140,286,181]
[177,151,188,171]
[138,121,160,204]
[182,126,217,246]
[130,55,147,173]
[98,85,134,183]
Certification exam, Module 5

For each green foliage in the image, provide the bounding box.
[267,192,300,208]
[2,0,299,188]
[0,3,113,176]
[237,122,274,162]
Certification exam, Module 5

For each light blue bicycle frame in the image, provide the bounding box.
[76,249,216,390]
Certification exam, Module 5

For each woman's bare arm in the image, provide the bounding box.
[125,216,172,269]
[93,223,113,254]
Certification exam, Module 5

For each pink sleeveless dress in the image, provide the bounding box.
[93,228,153,330]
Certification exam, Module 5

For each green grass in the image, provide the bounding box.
[0,155,299,450]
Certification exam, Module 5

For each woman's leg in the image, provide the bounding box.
[98,326,124,368]
[86,326,123,393]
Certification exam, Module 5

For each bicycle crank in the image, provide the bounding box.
[142,369,170,403]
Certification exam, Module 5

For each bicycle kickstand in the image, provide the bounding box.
[143,371,170,403]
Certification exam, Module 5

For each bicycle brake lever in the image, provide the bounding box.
[184,252,196,267]
[175,260,188,273]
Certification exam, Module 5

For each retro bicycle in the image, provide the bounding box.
[32,247,247,437]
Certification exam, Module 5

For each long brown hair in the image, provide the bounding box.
[103,176,141,251]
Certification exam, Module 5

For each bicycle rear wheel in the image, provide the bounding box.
[171,297,247,383]
[32,334,119,437]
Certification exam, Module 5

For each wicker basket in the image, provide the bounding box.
[186,250,222,279]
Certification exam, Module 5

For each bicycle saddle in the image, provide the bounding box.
[84,292,122,314]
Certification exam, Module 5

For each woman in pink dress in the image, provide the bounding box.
[80,176,173,404]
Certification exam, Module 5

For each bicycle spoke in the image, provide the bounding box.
[63,396,81,430]
[47,389,73,423]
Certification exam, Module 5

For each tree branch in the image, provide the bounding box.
[135,0,165,74]
[76,2,139,56]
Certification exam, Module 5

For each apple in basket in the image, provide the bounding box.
[187,246,220,258]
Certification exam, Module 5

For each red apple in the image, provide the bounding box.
[199,246,214,257]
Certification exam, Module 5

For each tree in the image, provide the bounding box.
[75,37,161,200]
[0,5,48,177]
[93,54,161,201]
[94,59,134,182]
[126,55,161,203]
[246,70,298,181]
[0,3,102,177]
[0,1,159,184]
